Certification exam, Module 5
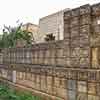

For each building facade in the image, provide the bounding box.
[39,9,69,42]
[22,23,39,43]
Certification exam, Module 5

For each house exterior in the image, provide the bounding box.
[22,23,39,43]
[39,9,69,42]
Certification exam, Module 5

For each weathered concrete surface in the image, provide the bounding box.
[1,3,100,100]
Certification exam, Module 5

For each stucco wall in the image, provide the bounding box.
[39,10,65,43]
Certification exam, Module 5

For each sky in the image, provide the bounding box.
[0,0,100,33]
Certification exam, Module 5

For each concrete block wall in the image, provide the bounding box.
[0,3,100,100]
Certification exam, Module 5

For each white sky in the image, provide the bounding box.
[0,0,100,33]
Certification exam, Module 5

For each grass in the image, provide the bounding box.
[0,84,41,100]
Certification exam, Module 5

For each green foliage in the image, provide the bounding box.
[0,23,33,48]
[0,84,41,100]
[44,33,55,42]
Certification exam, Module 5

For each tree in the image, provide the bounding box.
[44,33,55,42]
[0,23,33,48]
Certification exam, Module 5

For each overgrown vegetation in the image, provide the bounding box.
[0,23,34,48]
[44,33,55,42]
[0,84,41,100]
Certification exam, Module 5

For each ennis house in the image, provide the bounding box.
[0,3,100,100]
